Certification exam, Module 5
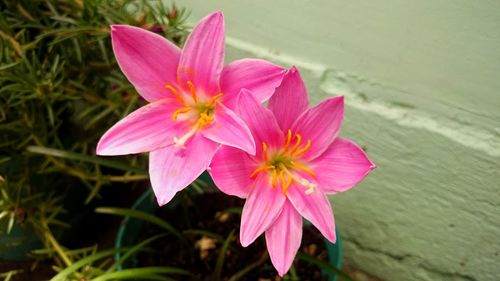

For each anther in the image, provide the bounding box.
[249,165,274,179]
[172,107,191,121]
[186,81,197,103]
[292,139,311,157]
[207,93,224,106]
[290,161,316,177]
[290,134,302,154]
[262,142,268,162]
[284,130,292,152]
[165,84,189,107]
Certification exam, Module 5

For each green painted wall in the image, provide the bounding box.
[168,1,500,280]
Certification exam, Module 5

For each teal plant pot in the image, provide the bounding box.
[0,222,41,261]
[115,188,342,280]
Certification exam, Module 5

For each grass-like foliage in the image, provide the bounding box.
[0,0,189,274]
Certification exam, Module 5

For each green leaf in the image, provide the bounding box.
[212,229,235,281]
[0,62,20,71]
[95,207,185,243]
[26,146,145,174]
[50,249,119,281]
[109,234,166,272]
[90,267,190,281]
[228,252,268,281]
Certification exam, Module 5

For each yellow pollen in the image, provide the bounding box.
[186,81,197,103]
[172,107,191,121]
[207,93,224,107]
[165,84,189,106]
[249,165,275,178]
[290,134,303,154]
[290,161,316,177]
[284,129,292,152]
[197,113,215,127]
[292,139,312,157]
[262,142,268,162]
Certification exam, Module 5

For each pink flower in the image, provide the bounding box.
[209,67,375,276]
[96,12,285,205]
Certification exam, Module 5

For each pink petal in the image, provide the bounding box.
[236,90,283,157]
[291,96,344,160]
[268,66,309,132]
[111,25,181,102]
[201,104,256,155]
[221,59,285,109]
[178,12,224,95]
[96,99,187,155]
[287,184,336,243]
[313,138,375,193]
[265,201,303,277]
[149,134,218,206]
[209,146,256,198]
[240,175,286,247]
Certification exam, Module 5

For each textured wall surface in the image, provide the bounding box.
[169,1,500,280]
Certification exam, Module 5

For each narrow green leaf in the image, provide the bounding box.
[228,252,268,281]
[0,62,20,70]
[91,267,190,281]
[95,207,185,243]
[50,249,119,281]
[212,229,235,281]
[109,234,166,272]
[26,146,145,173]
[7,213,15,234]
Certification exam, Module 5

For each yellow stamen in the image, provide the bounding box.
[282,175,293,194]
[186,81,197,103]
[249,165,274,179]
[292,139,312,157]
[279,170,286,189]
[173,123,200,148]
[290,161,316,177]
[207,93,224,106]
[200,113,214,122]
[271,169,277,187]
[262,142,268,162]
[290,134,302,154]
[172,107,191,121]
[165,84,189,106]
[284,130,292,152]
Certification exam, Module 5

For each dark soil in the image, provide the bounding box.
[134,192,333,280]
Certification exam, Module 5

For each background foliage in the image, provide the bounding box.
[0,0,190,278]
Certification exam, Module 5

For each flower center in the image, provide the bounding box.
[164,81,223,148]
[249,130,317,195]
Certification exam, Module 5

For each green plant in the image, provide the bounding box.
[0,0,189,276]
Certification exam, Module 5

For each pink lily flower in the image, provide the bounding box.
[209,67,375,276]
[96,12,285,205]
